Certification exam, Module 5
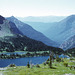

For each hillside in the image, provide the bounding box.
[65,48,75,57]
[44,15,75,45]
[0,15,22,37]
[24,15,75,50]
[60,35,75,50]
[7,16,58,47]
[0,15,63,54]
[23,22,56,33]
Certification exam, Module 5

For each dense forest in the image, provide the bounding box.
[0,35,64,55]
[65,48,75,57]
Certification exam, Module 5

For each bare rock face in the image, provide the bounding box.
[0,15,22,37]
[0,15,5,24]
[60,35,75,50]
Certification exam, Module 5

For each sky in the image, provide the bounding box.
[0,0,75,17]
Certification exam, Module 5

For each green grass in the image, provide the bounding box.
[0,51,6,53]
[0,51,49,54]
[0,51,26,53]
[2,58,75,75]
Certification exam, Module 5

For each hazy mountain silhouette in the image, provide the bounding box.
[7,16,58,47]
[23,22,56,33]
[17,16,66,23]
[44,15,75,45]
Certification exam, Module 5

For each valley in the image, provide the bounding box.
[0,0,75,75]
[0,15,75,75]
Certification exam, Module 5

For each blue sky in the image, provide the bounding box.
[0,0,75,17]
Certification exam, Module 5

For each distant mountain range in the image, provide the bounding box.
[17,16,66,23]
[0,15,63,53]
[7,16,58,47]
[1,14,75,52]
[23,22,56,33]
[43,15,75,45]
[1,14,75,51]
[18,15,75,50]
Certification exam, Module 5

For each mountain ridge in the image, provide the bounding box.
[60,35,75,50]
[17,16,66,23]
[0,15,63,54]
[7,16,58,47]
[44,15,75,45]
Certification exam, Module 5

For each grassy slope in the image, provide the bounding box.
[2,58,75,75]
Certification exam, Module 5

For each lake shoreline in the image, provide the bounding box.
[0,56,50,67]
[0,51,50,59]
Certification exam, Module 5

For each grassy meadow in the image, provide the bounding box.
[1,58,75,75]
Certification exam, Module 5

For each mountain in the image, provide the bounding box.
[0,35,63,54]
[0,15,5,24]
[44,15,75,44]
[23,22,56,33]
[60,35,75,50]
[0,15,63,54]
[7,16,58,47]
[0,15,22,37]
[17,16,66,23]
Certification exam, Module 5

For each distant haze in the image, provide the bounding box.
[17,16,66,23]
[0,0,75,17]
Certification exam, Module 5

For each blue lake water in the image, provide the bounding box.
[0,56,49,67]
[0,54,70,67]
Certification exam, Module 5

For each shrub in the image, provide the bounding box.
[46,61,49,64]
[70,57,75,60]
[61,59,64,62]
[9,64,16,67]
[36,64,40,68]
[63,62,68,67]
[43,62,46,66]
[27,62,30,68]
[56,57,61,62]
[47,58,50,61]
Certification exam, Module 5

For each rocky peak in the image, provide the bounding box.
[0,15,5,24]
[66,15,75,23]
